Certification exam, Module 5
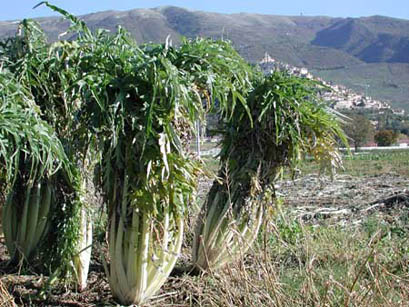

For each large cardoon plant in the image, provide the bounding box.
[192,71,347,272]
[0,6,92,288]
[67,24,256,307]
[0,70,70,264]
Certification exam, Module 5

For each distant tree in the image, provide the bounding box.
[374,129,399,146]
[344,114,374,151]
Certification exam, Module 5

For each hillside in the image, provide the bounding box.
[1,6,409,110]
[260,55,393,112]
[312,63,409,111]
[312,16,409,63]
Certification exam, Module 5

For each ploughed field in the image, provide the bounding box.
[1,149,409,306]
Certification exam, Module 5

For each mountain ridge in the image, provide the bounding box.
[1,6,408,110]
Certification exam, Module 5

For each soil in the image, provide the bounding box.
[1,173,408,306]
[277,173,409,226]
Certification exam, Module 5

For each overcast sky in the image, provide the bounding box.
[2,1,409,21]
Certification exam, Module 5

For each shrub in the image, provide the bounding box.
[374,129,399,146]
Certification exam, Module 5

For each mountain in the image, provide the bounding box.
[1,6,409,110]
[311,16,409,63]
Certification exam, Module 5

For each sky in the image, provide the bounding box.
[1,1,409,21]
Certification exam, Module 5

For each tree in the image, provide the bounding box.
[374,129,399,146]
[344,114,374,151]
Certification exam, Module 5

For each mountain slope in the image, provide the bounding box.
[312,16,409,63]
[312,63,409,111]
[1,6,409,110]
[0,7,346,65]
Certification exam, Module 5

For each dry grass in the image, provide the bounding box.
[146,160,409,307]
[152,218,408,306]
[0,279,16,307]
[1,153,409,306]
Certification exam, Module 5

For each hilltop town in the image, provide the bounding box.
[259,53,405,116]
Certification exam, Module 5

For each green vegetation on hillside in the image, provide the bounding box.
[312,63,409,111]
[1,6,409,111]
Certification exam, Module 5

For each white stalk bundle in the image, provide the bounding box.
[2,180,53,262]
[193,189,264,271]
[107,207,183,305]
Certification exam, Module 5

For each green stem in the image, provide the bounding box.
[3,192,16,259]
[24,182,41,257]
[17,183,33,253]
[32,181,52,249]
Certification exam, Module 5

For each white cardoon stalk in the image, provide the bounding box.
[106,173,184,305]
[2,180,53,262]
[193,196,264,272]
[108,209,177,305]
[73,206,93,291]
